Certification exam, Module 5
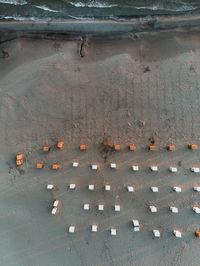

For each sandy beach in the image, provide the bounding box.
[1,24,200,265]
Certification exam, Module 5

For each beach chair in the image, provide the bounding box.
[37,163,44,169]
[129,144,136,151]
[57,141,64,149]
[167,145,176,151]
[43,145,50,151]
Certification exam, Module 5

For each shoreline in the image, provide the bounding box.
[1,14,200,41]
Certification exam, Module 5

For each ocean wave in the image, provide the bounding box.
[68,15,94,20]
[70,1,117,8]
[70,1,85,7]
[1,16,54,21]
[1,15,95,21]
[34,5,60,13]
[134,3,195,12]
[1,16,38,20]
[0,0,27,5]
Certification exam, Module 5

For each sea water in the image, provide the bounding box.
[0,0,199,21]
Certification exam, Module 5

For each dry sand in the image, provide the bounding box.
[0,29,200,265]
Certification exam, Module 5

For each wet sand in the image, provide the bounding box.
[1,15,200,39]
[0,28,200,265]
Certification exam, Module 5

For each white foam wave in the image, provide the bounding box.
[70,2,85,7]
[134,4,195,12]
[68,15,94,20]
[70,1,117,8]
[2,16,38,21]
[34,5,60,13]
[0,0,27,5]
